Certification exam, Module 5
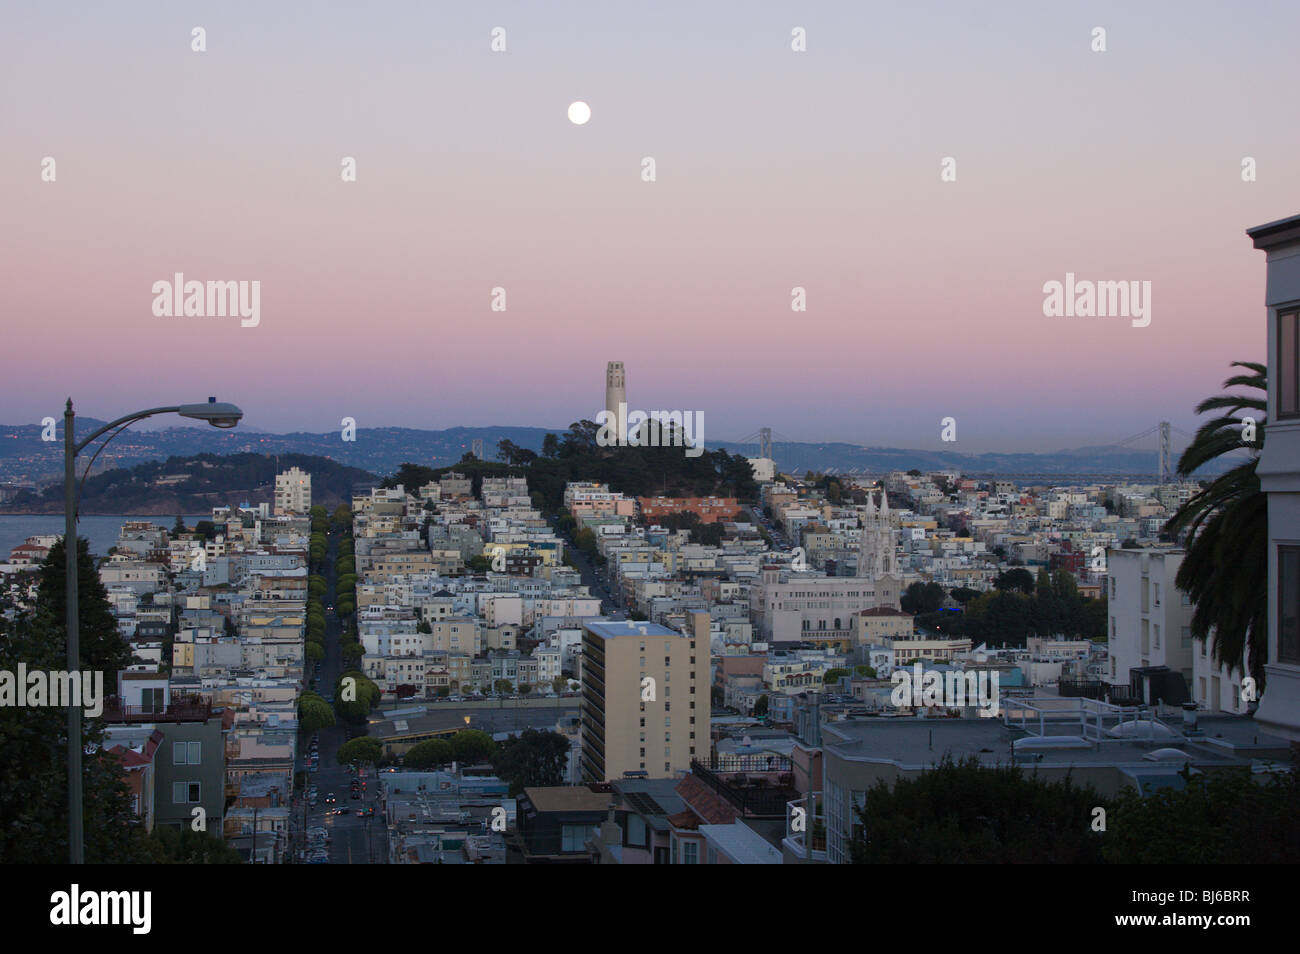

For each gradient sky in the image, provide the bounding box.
[3,1,1298,453]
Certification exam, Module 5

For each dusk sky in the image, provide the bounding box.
[4,1,1299,453]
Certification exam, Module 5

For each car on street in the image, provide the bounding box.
[324,793,336,804]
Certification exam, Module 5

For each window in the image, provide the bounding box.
[1280,546,1300,663]
[1279,310,1300,418]
[682,840,699,864]
[626,813,647,848]
[561,824,589,853]
[172,781,200,804]
[172,741,201,765]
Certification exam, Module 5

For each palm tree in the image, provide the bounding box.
[1163,361,1268,686]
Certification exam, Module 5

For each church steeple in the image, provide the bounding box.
[858,485,897,583]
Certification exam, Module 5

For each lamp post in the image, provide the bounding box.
[64,396,242,863]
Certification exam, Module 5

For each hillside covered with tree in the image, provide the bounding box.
[5,453,377,514]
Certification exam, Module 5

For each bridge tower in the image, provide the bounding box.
[1158,422,1171,483]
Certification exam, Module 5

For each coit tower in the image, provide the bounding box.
[605,361,626,440]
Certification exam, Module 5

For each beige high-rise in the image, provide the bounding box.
[580,614,709,782]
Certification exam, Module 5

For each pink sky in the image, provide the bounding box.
[3,1,1298,451]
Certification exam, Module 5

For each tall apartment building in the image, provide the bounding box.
[274,466,311,515]
[1105,548,1194,699]
[580,615,708,782]
[1247,213,1300,741]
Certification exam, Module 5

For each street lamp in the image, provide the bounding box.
[63,396,242,863]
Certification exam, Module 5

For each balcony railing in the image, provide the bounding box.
[690,758,794,818]
[783,794,827,861]
[102,696,213,723]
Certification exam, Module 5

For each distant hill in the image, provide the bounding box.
[0,419,1236,494]
[0,420,558,489]
[2,452,377,515]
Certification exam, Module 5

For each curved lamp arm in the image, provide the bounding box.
[73,405,181,456]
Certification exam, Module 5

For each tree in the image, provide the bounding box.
[299,692,335,732]
[0,559,147,863]
[994,568,1035,595]
[172,515,186,536]
[850,756,1107,864]
[1101,762,1300,863]
[334,671,380,721]
[404,739,454,770]
[304,641,324,664]
[518,683,532,695]
[1164,361,1268,685]
[950,586,980,606]
[450,729,497,765]
[37,538,133,679]
[752,694,769,718]
[336,737,383,766]
[143,825,244,864]
[490,729,570,796]
[854,665,877,678]
[574,528,597,555]
[493,679,513,695]
[542,433,560,458]
[901,581,945,615]
[823,667,849,685]
[340,641,364,668]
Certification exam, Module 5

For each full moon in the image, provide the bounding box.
[567,101,591,125]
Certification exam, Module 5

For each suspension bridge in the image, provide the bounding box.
[723,422,1204,483]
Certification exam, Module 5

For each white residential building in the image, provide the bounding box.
[1105,548,1194,697]
[1247,213,1300,740]
[274,467,312,516]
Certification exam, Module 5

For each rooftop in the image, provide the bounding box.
[821,711,1285,772]
[699,822,783,864]
[584,620,685,640]
[522,786,615,814]
[1247,211,1300,250]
